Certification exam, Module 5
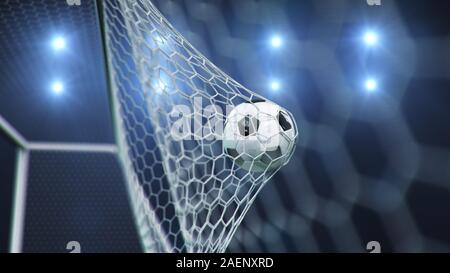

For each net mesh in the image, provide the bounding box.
[101,0,297,253]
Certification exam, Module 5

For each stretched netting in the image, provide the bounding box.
[100,0,297,252]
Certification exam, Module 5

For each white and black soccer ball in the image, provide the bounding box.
[223,100,297,172]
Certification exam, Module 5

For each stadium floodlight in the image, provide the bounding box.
[365,78,378,92]
[51,81,64,95]
[270,35,283,48]
[270,80,281,91]
[99,0,298,253]
[363,31,378,46]
[51,36,66,51]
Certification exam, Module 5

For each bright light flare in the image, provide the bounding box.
[270,80,281,91]
[270,35,283,48]
[51,81,64,95]
[363,31,378,46]
[52,36,66,51]
[155,79,166,93]
[365,78,378,92]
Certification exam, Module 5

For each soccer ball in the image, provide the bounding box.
[223,100,297,172]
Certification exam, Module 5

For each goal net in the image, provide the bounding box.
[99,0,297,252]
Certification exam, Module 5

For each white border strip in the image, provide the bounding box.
[10,149,29,253]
